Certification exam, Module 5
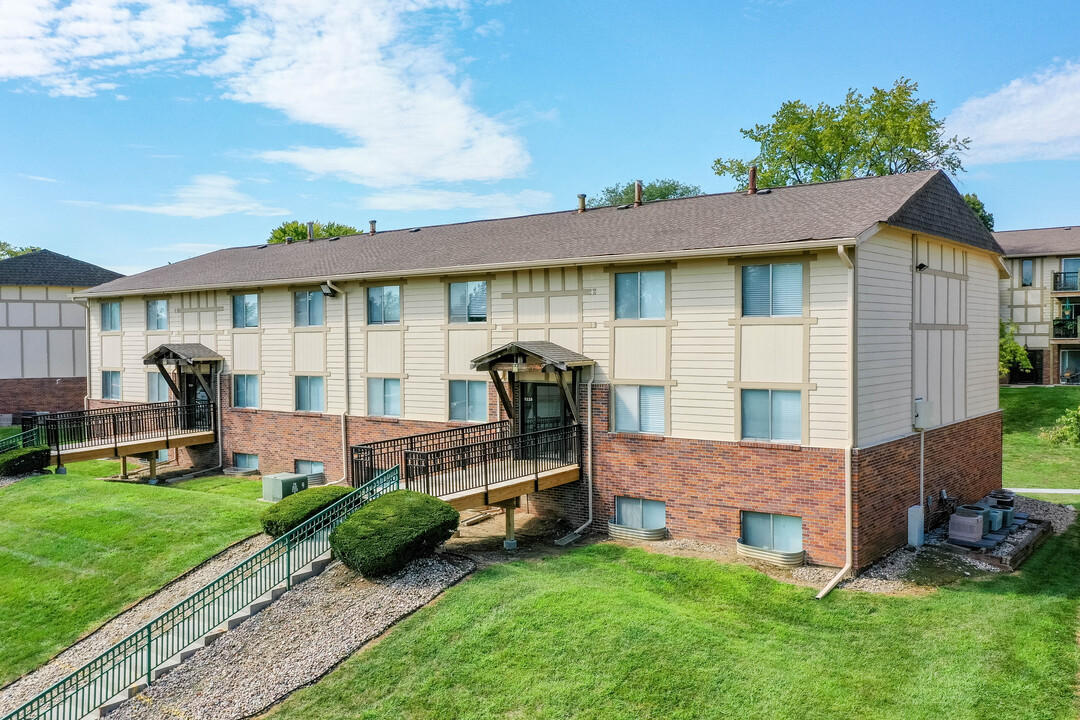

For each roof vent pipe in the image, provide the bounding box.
[369,220,377,235]
[577,194,586,213]
[306,221,315,240]
[285,236,293,244]
[747,165,758,195]
[634,180,643,207]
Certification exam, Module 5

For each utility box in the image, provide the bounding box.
[913,398,936,431]
[907,505,925,547]
[263,472,308,503]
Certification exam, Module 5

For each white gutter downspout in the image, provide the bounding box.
[325,280,349,484]
[817,245,855,599]
[572,365,595,535]
[73,298,92,410]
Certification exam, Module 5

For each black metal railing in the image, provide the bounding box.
[349,419,511,487]
[1054,318,1079,339]
[1054,271,1080,292]
[20,401,178,433]
[39,402,215,464]
[404,424,581,499]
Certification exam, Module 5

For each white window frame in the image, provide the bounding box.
[293,290,324,328]
[234,453,259,470]
[147,372,170,403]
[232,293,259,328]
[233,374,259,409]
[295,459,324,475]
[614,270,666,320]
[366,285,401,325]
[740,389,802,443]
[102,371,122,400]
[448,280,487,324]
[367,377,402,417]
[294,375,325,412]
[612,385,665,435]
[449,380,488,422]
[101,302,121,332]
[741,263,803,318]
[146,299,168,330]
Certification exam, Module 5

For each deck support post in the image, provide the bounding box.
[496,499,517,550]
[120,456,128,479]
[148,455,157,484]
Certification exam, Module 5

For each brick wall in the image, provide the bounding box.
[530,385,849,566]
[1,377,85,417]
[851,411,1002,569]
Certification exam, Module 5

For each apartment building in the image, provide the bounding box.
[0,250,122,419]
[996,226,1080,385]
[76,170,1004,569]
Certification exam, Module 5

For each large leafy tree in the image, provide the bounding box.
[586,178,702,208]
[999,319,1032,376]
[0,241,41,259]
[268,220,360,244]
[963,193,994,231]
[713,78,970,190]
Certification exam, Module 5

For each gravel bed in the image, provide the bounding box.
[1014,495,1077,534]
[107,554,474,720]
[0,471,46,490]
[0,534,271,717]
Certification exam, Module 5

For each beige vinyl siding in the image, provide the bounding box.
[324,291,346,413]
[807,251,850,447]
[581,266,611,383]
[967,251,1002,416]
[346,284,366,411]
[0,285,87,381]
[260,289,296,411]
[402,278,446,420]
[856,230,914,445]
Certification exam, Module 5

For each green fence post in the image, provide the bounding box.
[285,535,292,590]
[145,624,153,686]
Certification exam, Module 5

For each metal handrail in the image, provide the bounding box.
[0,427,45,455]
[20,402,178,432]
[1054,271,1080,292]
[1053,317,1079,339]
[2,466,400,720]
[350,419,511,486]
[404,424,581,499]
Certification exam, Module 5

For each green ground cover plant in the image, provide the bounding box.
[1000,386,1080,488]
[270,525,1080,720]
[0,459,264,685]
[330,490,458,576]
[260,485,353,537]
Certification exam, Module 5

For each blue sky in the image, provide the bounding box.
[1,0,1078,276]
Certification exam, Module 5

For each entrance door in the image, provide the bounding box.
[518,382,569,435]
[1009,349,1043,385]
[181,372,211,429]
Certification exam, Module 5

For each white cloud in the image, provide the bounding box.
[949,61,1080,165]
[361,188,553,216]
[474,19,503,37]
[17,172,58,182]
[105,174,289,218]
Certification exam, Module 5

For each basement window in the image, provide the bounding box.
[615,496,666,530]
[741,511,802,553]
[234,453,258,470]
[296,460,324,475]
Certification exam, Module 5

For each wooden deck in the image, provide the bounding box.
[425,464,580,510]
[51,430,216,464]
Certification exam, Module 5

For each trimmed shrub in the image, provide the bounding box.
[330,490,459,577]
[0,445,50,476]
[260,485,353,537]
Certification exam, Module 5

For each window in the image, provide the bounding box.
[101,302,121,331]
[295,460,324,475]
[449,280,487,323]
[147,373,170,403]
[155,449,168,462]
[232,294,259,328]
[295,376,325,412]
[741,389,801,442]
[102,371,121,400]
[367,377,401,417]
[613,385,665,434]
[294,290,324,327]
[146,299,168,330]
[1021,259,1034,287]
[1062,350,1080,383]
[233,374,259,408]
[449,380,487,422]
[367,285,400,325]
[234,453,259,470]
[614,270,665,319]
[742,263,802,317]
[614,496,666,530]
[741,511,803,553]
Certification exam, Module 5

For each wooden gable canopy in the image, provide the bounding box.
[143,343,223,402]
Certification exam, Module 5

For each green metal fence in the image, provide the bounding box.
[3,467,400,720]
[0,427,44,455]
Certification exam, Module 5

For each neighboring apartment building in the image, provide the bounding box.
[996,226,1080,385]
[0,250,122,419]
[77,170,1004,569]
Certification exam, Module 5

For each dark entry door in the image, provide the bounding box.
[181,372,211,429]
[518,382,569,434]
[1008,349,1043,384]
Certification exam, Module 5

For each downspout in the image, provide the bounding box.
[325,280,349,483]
[74,298,91,410]
[215,362,223,470]
[817,245,855,599]
[572,365,595,535]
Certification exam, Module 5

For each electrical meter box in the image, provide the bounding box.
[263,472,308,502]
[913,398,937,431]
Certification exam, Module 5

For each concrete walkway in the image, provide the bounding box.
[1007,488,1080,494]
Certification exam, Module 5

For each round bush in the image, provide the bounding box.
[260,485,353,537]
[0,445,50,476]
[330,489,459,577]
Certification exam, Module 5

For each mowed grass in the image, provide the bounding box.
[0,427,19,440]
[1001,386,1080,489]
[168,474,264,501]
[0,460,265,685]
[268,530,1080,720]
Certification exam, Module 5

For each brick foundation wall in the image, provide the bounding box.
[1,377,85,418]
[851,411,1002,569]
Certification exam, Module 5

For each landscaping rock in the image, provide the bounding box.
[1014,495,1077,534]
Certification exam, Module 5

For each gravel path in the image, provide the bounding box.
[0,471,44,490]
[0,534,271,717]
[1014,495,1077,534]
[106,554,474,720]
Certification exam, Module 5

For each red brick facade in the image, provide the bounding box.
[1,377,86,418]
[850,410,1002,569]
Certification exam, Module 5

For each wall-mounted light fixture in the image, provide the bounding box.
[320,282,337,298]
[915,263,929,272]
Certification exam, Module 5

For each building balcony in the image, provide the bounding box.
[1054,272,1080,292]
[1054,318,1079,339]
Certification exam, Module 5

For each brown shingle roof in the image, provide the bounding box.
[0,249,123,288]
[82,170,1001,296]
[994,226,1080,257]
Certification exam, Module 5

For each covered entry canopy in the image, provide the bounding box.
[471,341,594,432]
[143,343,223,402]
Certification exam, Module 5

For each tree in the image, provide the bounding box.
[713,78,970,190]
[268,220,360,244]
[963,193,994,231]
[999,319,1032,376]
[586,178,702,208]
[0,241,41,259]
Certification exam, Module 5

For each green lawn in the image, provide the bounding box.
[0,426,20,440]
[0,460,265,686]
[1001,386,1080,489]
[268,529,1080,720]
[168,474,264,501]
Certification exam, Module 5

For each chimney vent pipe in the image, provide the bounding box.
[285,236,293,244]
[634,180,643,207]
[577,194,586,213]
[748,165,758,195]
[306,221,315,240]
[369,220,377,235]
